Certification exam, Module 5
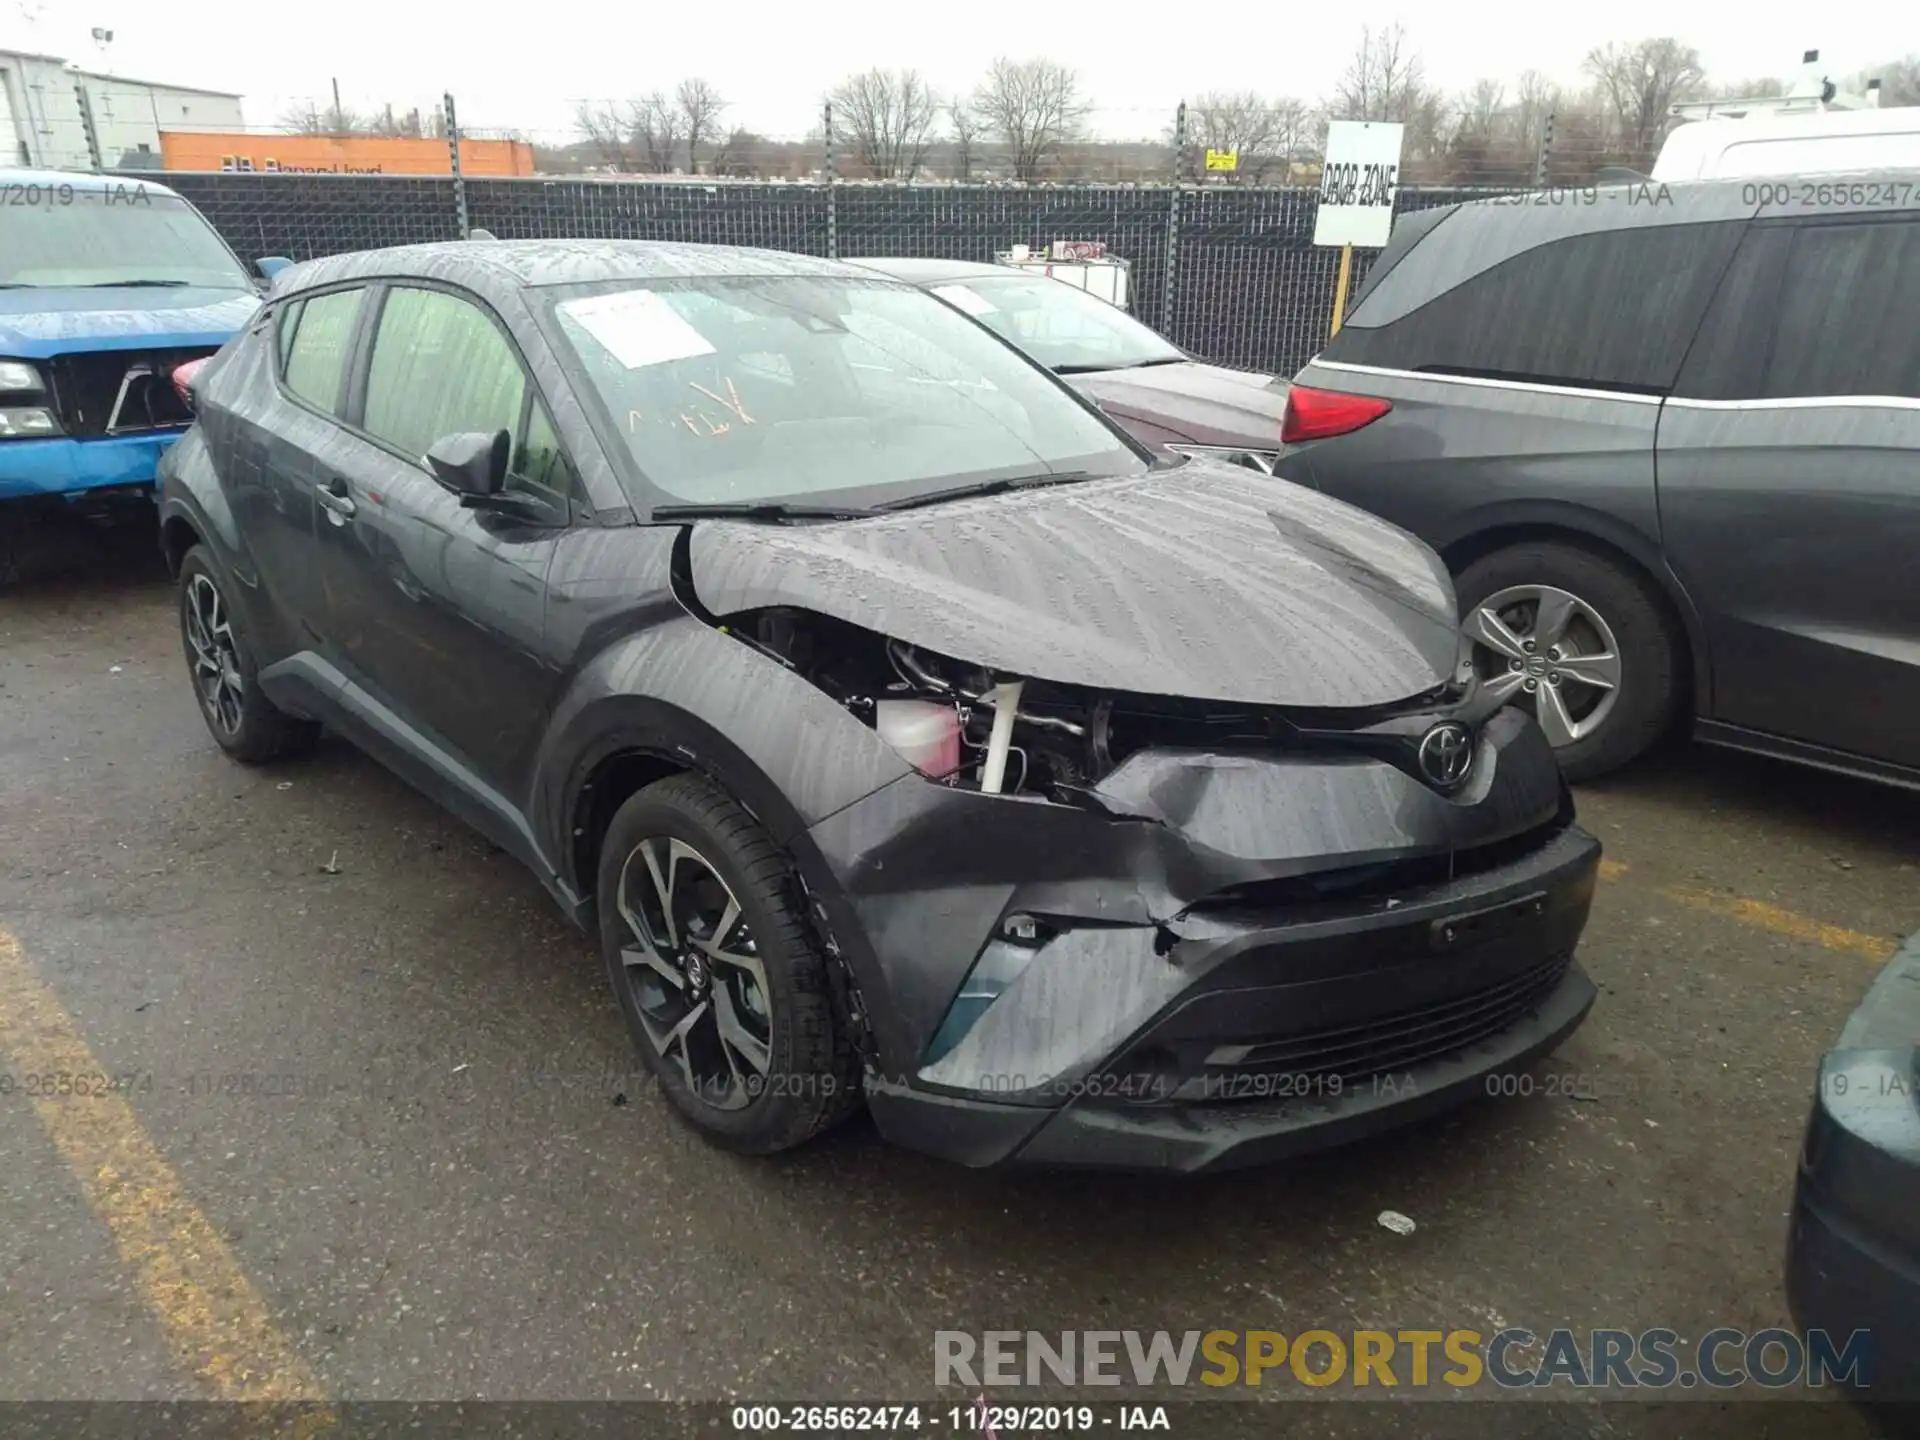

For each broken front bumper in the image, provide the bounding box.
[0,433,180,501]
[803,705,1602,1172]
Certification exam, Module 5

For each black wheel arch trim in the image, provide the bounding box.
[545,698,907,1074]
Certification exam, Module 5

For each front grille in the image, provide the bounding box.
[1190,813,1574,917]
[46,348,214,439]
[1170,950,1574,1104]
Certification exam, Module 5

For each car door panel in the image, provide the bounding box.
[313,431,560,790]
[308,281,572,797]
[220,289,367,656]
[1658,215,1920,768]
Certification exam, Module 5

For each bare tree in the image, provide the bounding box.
[676,78,727,175]
[828,68,940,179]
[1853,54,1920,106]
[632,93,684,172]
[1271,97,1318,171]
[1185,92,1279,181]
[1583,38,1706,169]
[278,100,361,137]
[949,100,980,181]
[708,126,755,177]
[573,101,632,169]
[972,57,1091,182]
[1512,69,1560,159]
[1330,23,1430,123]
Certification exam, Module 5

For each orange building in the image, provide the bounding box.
[160,131,535,177]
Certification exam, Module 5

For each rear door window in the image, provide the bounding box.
[280,288,364,416]
[1326,221,1747,394]
[1761,219,1920,400]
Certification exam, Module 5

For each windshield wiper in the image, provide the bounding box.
[1055,356,1186,374]
[875,470,1100,513]
[82,279,193,288]
[0,283,40,290]
[651,501,877,523]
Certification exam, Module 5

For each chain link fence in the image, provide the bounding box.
[136,172,1515,377]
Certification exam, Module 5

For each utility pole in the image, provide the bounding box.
[331,76,344,134]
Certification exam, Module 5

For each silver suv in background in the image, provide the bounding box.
[1277,172,1920,788]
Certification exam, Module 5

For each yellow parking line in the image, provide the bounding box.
[0,930,329,1410]
[1598,857,1895,960]
[1652,888,1898,962]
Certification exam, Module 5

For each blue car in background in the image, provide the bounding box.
[0,169,285,515]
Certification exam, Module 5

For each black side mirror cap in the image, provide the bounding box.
[426,429,510,497]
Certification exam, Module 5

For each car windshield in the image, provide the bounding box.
[0,186,252,290]
[923,273,1185,372]
[545,275,1144,510]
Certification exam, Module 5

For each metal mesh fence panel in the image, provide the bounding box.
[126,173,460,260]
[466,179,829,254]
[149,174,1524,376]
[833,186,1176,336]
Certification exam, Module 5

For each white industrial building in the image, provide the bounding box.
[0,48,244,171]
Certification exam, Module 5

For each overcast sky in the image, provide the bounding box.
[1,2,1903,142]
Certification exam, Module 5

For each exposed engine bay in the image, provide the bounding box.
[48,347,214,438]
[721,606,1475,805]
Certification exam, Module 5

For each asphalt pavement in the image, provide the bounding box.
[3,516,1917,1438]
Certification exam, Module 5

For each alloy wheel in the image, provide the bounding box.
[184,572,246,738]
[1463,584,1623,748]
[615,836,773,1111]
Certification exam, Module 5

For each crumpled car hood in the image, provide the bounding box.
[686,461,1461,708]
[1069,361,1289,447]
[0,286,259,360]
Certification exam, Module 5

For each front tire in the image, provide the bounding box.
[1455,541,1681,782]
[597,773,861,1154]
[177,546,319,763]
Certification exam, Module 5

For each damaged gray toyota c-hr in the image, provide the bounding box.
[157,239,1602,1172]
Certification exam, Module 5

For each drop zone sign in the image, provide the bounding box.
[1313,121,1404,248]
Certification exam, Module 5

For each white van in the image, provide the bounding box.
[1653,106,1920,181]
[1650,49,1918,181]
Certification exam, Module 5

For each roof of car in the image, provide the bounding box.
[278,239,871,301]
[846,256,1014,284]
[1,168,182,197]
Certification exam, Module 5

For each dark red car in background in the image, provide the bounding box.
[852,257,1292,472]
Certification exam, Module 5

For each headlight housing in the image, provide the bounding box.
[0,407,59,439]
[0,359,45,394]
[1167,444,1279,475]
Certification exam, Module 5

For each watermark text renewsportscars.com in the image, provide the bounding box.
[935,1327,1873,1392]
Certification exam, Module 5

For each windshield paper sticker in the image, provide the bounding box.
[562,290,717,369]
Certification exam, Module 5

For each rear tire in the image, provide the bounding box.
[597,773,862,1154]
[1455,541,1681,782]
[177,546,319,763]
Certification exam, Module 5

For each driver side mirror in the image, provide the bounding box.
[256,256,292,281]
[426,429,510,499]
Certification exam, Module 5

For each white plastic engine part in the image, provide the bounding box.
[875,700,961,779]
[979,681,1025,794]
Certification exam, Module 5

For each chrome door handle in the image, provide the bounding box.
[316,477,357,520]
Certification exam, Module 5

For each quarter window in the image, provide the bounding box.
[1763,220,1920,400]
[280,288,363,415]
[1326,221,1747,393]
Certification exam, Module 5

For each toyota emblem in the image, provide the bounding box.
[1417,722,1474,788]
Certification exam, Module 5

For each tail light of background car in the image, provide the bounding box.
[1280,385,1392,445]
